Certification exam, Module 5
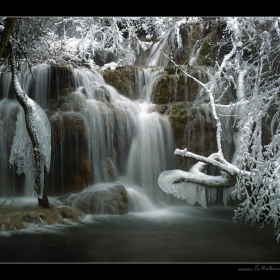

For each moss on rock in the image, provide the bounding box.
[102,66,138,99]
[0,203,84,232]
[151,101,217,171]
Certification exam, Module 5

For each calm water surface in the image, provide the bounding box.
[0,205,280,264]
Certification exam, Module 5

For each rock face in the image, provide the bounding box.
[102,65,205,104]
[175,20,228,67]
[151,66,205,104]
[102,66,139,100]
[49,65,75,101]
[143,19,228,68]
[151,102,218,171]
[60,184,129,215]
[47,110,90,196]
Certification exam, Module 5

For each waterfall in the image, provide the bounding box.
[0,20,231,210]
[122,103,177,206]
[72,67,177,207]
[146,31,173,67]
[1,65,12,99]
[0,63,52,197]
[29,63,51,109]
[0,63,51,105]
[0,99,21,196]
[147,41,162,66]
[136,67,162,102]
[1,56,213,211]
[188,40,203,66]
[73,68,139,183]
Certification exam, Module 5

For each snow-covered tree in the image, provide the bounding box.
[158,17,280,241]
[0,17,154,68]
[46,17,166,67]
[0,17,51,208]
[0,17,192,69]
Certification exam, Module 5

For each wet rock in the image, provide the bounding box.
[102,66,138,99]
[166,20,227,67]
[60,102,72,111]
[47,111,90,196]
[66,91,86,111]
[49,65,75,100]
[151,101,218,171]
[102,65,205,105]
[57,96,68,107]
[56,206,84,222]
[61,184,129,215]
[0,204,84,232]
[151,72,187,104]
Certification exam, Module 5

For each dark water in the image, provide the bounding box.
[0,205,279,264]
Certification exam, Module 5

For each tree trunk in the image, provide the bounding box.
[38,173,50,208]
[0,17,18,58]
[8,41,50,208]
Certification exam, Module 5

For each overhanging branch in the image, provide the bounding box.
[172,171,236,188]
[174,148,251,178]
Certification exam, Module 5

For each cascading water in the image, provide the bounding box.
[147,41,162,66]
[72,67,178,210]
[122,102,177,206]
[0,99,21,196]
[73,68,140,183]
[1,19,233,211]
[27,63,51,109]
[0,62,180,212]
[0,63,52,197]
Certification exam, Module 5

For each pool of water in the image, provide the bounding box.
[0,205,279,263]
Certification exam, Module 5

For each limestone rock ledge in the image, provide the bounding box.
[0,200,84,232]
[60,184,129,215]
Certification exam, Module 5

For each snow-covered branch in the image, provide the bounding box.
[158,17,280,240]
[174,148,249,177]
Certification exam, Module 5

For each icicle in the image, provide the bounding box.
[158,170,207,208]
[9,96,51,197]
